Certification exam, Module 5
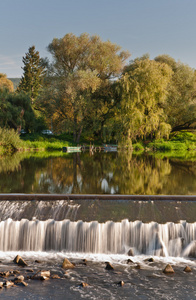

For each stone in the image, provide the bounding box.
[117,280,125,286]
[105,262,114,270]
[40,275,50,280]
[13,270,20,275]
[0,282,4,288]
[183,266,192,272]
[13,275,25,284]
[35,260,41,263]
[3,281,15,288]
[20,281,28,287]
[13,255,28,267]
[80,282,89,287]
[0,271,10,277]
[26,269,34,273]
[135,264,141,269]
[127,259,134,264]
[127,248,134,256]
[163,264,175,274]
[146,257,154,262]
[62,258,75,269]
[40,270,50,278]
[51,274,61,279]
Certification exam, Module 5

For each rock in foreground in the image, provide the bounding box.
[163,264,174,274]
[13,255,28,267]
[62,258,75,269]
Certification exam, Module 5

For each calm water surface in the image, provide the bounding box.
[0,151,195,194]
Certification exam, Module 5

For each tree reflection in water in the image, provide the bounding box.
[0,151,195,194]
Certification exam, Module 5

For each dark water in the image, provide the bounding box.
[0,151,195,194]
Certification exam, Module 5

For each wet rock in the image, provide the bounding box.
[80,282,89,287]
[19,281,28,287]
[105,262,114,270]
[26,269,34,273]
[62,258,75,269]
[13,255,28,267]
[135,264,141,269]
[117,280,125,286]
[127,259,134,264]
[0,282,4,288]
[40,275,50,280]
[13,270,20,275]
[64,271,71,279]
[31,270,50,280]
[51,274,61,279]
[163,264,175,274]
[127,248,134,256]
[40,270,50,278]
[13,275,24,284]
[3,281,15,288]
[183,266,192,272]
[35,260,41,263]
[145,257,154,262]
[79,259,87,265]
[0,271,10,277]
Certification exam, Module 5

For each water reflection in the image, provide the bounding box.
[0,152,195,194]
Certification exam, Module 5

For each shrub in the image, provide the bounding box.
[0,128,23,153]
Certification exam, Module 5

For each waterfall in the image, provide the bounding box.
[0,218,196,257]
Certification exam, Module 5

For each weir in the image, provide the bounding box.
[0,194,195,258]
[0,218,196,257]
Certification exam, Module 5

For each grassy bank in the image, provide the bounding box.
[0,129,196,156]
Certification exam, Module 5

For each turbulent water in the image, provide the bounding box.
[0,218,196,258]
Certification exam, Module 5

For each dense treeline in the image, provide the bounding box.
[0,33,196,145]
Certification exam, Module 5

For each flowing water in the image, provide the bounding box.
[0,199,195,299]
[0,152,196,298]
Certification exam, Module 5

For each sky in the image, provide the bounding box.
[1,0,196,78]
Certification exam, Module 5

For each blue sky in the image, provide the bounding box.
[1,0,196,77]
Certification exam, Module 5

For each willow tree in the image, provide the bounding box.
[38,33,130,142]
[155,55,196,131]
[118,56,173,145]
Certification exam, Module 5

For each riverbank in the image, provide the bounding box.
[0,129,196,155]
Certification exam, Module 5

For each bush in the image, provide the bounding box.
[0,128,23,153]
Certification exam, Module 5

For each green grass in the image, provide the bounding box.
[148,131,196,152]
[20,132,75,151]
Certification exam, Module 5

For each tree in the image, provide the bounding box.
[0,90,35,132]
[0,73,14,92]
[118,55,173,145]
[155,55,196,131]
[17,46,45,104]
[38,33,130,142]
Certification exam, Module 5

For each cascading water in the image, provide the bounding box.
[0,218,196,257]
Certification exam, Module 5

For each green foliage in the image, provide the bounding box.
[148,131,196,152]
[21,133,74,151]
[0,128,23,153]
[17,46,45,104]
[37,33,130,143]
[0,90,36,132]
[118,56,173,145]
[0,73,14,92]
[132,142,144,151]
[155,55,196,131]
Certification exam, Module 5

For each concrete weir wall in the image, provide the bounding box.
[0,194,196,223]
[0,194,196,201]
